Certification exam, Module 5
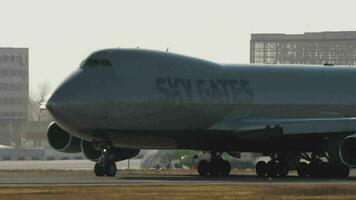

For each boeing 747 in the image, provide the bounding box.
[46,48,356,178]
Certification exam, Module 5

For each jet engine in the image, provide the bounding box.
[46,122,81,153]
[81,140,140,162]
[339,134,356,167]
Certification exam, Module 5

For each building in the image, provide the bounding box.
[250,31,356,65]
[0,48,29,146]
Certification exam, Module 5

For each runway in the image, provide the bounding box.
[1,173,356,186]
[0,160,355,186]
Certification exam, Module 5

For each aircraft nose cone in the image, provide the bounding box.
[45,69,86,122]
[45,93,58,115]
[45,84,69,121]
[46,67,113,129]
[45,101,52,111]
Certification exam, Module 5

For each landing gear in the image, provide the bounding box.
[296,162,308,177]
[94,162,117,177]
[301,162,349,178]
[94,143,117,177]
[94,163,105,176]
[256,160,289,177]
[256,161,267,177]
[296,153,350,178]
[255,153,290,177]
[277,162,289,177]
[197,152,231,176]
[256,152,350,179]
[337,163,350,178]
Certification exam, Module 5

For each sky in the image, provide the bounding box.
[1,0,356,93]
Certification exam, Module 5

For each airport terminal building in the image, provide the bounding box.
[0,48,29,146]
[250,31,356,65]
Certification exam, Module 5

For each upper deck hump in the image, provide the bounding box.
[87,48,222,69]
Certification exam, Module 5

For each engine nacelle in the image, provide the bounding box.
[47,122,81,153]
[339,134,356,167]
[81,140,140,162]
[81,140,101,161]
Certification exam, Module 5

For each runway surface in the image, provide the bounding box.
[0,160,355,186]
[1,173,356,186]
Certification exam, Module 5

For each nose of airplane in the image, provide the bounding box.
[46,64,116,130]
[46,69,88,124]
[45,92,63,117]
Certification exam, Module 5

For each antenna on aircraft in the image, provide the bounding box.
[166,47,169,52]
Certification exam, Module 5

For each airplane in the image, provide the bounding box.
[46,48,356,178]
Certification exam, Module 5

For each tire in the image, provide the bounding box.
[319,162,328,178]
[277,163,289,177]
[94,163,105,177]
[308,162,324,178]
[209,160,220,176]
[197,160,210,176]
[337,164,350,178]
[308,162,318,178]
[297,162,308,178]
[105,162,117,177]
[256,161,267,177]
[221,160,231,176]
[266,161,278,177]
[325,163,338,178]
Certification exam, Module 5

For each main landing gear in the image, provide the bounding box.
[255,152,350,178]
[255,153,289,177]
[197,152,231,176]
[94,144,117,177]
[296,153,349,178]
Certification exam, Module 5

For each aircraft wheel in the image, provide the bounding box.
[220,160,231,176]
[337,163,349,178]
[266,161,278,177]
[277,163,289,177]
[256,161,267,177]
[319,162,328,178]
[105,162,117,177]
[209,160,220,176]
[308,162,319,178]
[325,163,338,178]
[210,159,231,176]
[197,160,210,176]
[308,162,326,178]
[297,162,308,178]
[94,163,105,177]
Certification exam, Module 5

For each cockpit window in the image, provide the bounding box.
[82,59,112,68]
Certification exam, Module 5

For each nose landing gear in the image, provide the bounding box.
[94,145,117,177]
[196,152,231,176]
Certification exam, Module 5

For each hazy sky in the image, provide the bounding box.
[1,0,356,93]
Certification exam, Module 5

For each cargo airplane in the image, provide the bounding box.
[46,48,356,178]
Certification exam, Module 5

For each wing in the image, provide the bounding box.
[210,117,356,135]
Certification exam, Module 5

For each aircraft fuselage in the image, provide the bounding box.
[46,49,356,152]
